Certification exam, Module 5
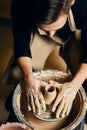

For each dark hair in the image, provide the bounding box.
[31,0,71,24]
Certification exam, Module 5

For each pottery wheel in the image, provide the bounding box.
[13,69,73,130]
[33,69,72,121]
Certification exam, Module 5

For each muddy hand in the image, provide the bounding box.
[27,79,46,115]
[52,82,77,118]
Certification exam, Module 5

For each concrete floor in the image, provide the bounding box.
[0,19,87,129]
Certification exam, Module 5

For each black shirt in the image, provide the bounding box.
[11,0,87,63]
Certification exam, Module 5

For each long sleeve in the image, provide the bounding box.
[71,0,87,64]
[80,26,87,63]
[11,0,33,59]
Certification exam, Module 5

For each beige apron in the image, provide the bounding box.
[30,8,80,73]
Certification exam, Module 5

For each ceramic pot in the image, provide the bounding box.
[44,84,57,105]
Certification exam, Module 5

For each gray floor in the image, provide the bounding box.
[0,19,87,130]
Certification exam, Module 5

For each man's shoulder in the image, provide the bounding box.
[73,0,87,10]
[72,0,87,28]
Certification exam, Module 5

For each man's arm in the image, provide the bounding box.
[11,0,32,59]
[70,63,87,91]
[17,57,35,89]
[72,26,87,90]
[11,0,34,87]
[52,26,87,118]
[11,0,35,89]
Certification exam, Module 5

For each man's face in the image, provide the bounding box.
[38,14,67,37]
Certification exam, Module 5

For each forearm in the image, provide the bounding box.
[17,56,34,82]
[17,56,32,75]
[71,63,87,92]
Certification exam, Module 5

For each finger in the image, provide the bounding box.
[29,89,36,114]
[34,79,40,95]
[54,83,61,90]
[40,80,48,87]
[49,80,56,85]
[38,92,46,111]
[61,102,68,118]
[66,102,73,116]
[56,98,65,118]
[34,96,41,115]
[26,88,31,111]
[28,104,31,111]
[30,88,41,115]
[52,91,64,112]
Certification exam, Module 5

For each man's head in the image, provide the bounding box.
[32,0,71,24]
[31,0,74,37]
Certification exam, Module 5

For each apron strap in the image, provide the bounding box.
[68,8,77,31]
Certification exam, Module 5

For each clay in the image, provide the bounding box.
[13,70,86,130]
[25,112,68,130]
[35,71,72,83]
[18,85,68,130]
[15,71,73,130]
[44,84,57,105]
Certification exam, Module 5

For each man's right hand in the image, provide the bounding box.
[26,77,46,115]
[17,57,46,115]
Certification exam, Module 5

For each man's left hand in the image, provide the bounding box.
[52,82,77,118]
